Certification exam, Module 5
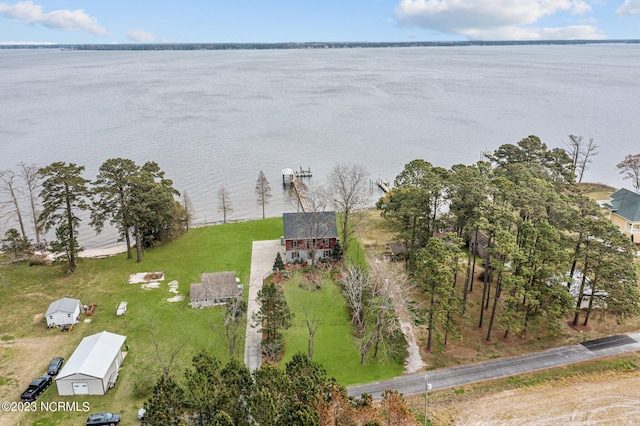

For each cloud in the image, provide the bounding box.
[464,25,605,40]
[617,0,640,15]
[394,0,601,40]
[127,28,156,42]
[0,1,106,35]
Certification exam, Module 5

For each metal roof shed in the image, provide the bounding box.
[45,297,81,328]
[55,331,126,396]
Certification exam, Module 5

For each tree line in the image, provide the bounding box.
[1,159,373,275]
[377,135,640,350]
[1,159,187,271]
[142,351,417,426]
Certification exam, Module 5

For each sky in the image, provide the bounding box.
[0,1,639,45]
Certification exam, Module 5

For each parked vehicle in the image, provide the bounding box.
[86,412,121,425]
[137,408,146,420]
[20,375,52,401]
[47,357,64,375]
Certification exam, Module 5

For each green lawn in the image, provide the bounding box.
[281,273,404,386]
[0,217,404,425]
[0,218,282,426]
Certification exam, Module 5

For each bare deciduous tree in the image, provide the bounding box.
[342,260,402,365]
[327,163,370,254]
[342,265,369,338]
[565,135,598,184]
[147,318,185,377]
[617,153,640,193]
[18,162,41,245]
[182,190,195,230]
[217,185,233,223]
[301,305,322,360]
[255,170,272,219]
[0,169,27,239]
[212,298,247,360]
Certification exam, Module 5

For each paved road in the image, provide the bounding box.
[347,331,640,400]
[244,240,284,372]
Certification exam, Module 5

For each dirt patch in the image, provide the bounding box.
[0,333,83,424]
[447,345,477,359]
[568,321,593,332]
[145,272,164,281]
[371,258,426,373]
[32,313,43,325]
[22,292,55,301]
[432,370,640,425]
[128,271,165,284]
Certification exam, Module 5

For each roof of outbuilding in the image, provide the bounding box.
[190,271,240,300]
[282,212,338,240]
[56,331,126,381]
[45,297,81,316]
[608,188,640,222]
[470,230,491,247]
[387,241,406,255]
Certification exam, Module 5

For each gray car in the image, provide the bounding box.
[47,357,64,375]
[86,412,120,425]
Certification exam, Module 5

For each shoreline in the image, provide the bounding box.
[78,244,128,259]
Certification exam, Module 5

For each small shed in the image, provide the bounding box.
[386,241,406,260]
[190,271,242,308]
[45,297,81,328]
[56,331,126,396]
[470,230,495,259]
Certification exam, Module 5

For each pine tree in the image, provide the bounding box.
[273,252,284,272]
[38,162,90,272]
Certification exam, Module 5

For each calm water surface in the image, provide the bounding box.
[1,45,639,248]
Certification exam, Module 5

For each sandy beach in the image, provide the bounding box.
[78,244,127,258]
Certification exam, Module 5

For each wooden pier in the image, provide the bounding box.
[282,166,312,212]
[294,165,312,178]
[377,179,390,193]
[291,176,310,212]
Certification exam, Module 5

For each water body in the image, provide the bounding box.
[1,44,639,248]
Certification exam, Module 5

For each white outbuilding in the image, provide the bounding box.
[56,331,127,396]
[45,297,81,328]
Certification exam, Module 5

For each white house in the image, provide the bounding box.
[190,271,241,308]
[568,271,608,309]
[56,331,126,396]
[45,297,81,328]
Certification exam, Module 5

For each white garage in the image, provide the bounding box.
[56,331,127,396]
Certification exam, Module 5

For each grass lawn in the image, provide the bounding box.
[0,218,282,426]
[281,272,404,386]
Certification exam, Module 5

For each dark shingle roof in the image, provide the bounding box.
[283,212,338,240]
[190,272,240,300]
[608,188,640,222]
[387,241,406,255]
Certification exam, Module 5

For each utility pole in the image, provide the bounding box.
[424,374,431,426]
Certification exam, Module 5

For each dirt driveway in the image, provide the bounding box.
[0,333,82,425]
